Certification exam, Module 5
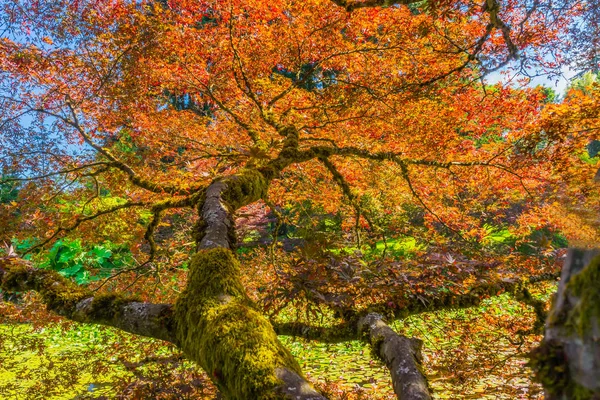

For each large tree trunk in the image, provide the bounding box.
[174,169,326,399]
[530,249,600,399]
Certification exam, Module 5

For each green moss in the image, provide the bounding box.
[565,254,600,336]
[36,272,89,317]
[175,248,302,399]
[87,293,134,321]
[0,260,31,291]
[529,339,568,395]
[529,256,600,400]
[368,333,385,362]
[1,259,88,317]
[184,249,248,299]
[223,169,268,210]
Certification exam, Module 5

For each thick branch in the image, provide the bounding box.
[359,314,432,400]
[512,287,547,333]
[366,271,559,321]
[484,0,519,59]
[272,271,560,342]
[0,256,177,344]
[530,249,600,399]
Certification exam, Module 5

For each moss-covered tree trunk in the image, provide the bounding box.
[174,169,326,399]
[530,249,600,399]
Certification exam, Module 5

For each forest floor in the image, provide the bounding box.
[0,280,554,400]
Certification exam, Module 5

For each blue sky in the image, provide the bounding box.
[485,65,579,97]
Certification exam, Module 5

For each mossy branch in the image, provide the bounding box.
[0,256,177,343]
[530,250,600,399]
[512,287,547,333]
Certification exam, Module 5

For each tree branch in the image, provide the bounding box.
[31,104,199,196]
[0,256,177,344]
[319,157,379,241]
[359,313,432,400]
[0,162,112,183]
[272,270,559,342]
[178,170,327,398]
[484,0,519,60]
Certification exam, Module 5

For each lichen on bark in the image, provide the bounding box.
[530,250,600,400]
[529,339,596,400]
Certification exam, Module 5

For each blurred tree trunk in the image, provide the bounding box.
[530,249,600,399]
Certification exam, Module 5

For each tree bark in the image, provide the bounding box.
[359,314,432,400]
[530,249,600,399]
[272,270,559,343]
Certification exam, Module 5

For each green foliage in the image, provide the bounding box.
[569,71,600,94]
[268,200,342,249]
[114,129,138,154]
[13,238,134,285]
[9,238,37,260]
[477,224,568,255]
[331,236,426,259]
[517,228,568,255]
[407,0,430,15]
[375,237,426,258]
[0,323,213,399]
[538,85,558,103]
[242,229,262,244]
[480,224,517,250]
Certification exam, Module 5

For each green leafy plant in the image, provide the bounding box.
[15,238,135,285]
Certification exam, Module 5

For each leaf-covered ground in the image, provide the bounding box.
[0,281,553,399]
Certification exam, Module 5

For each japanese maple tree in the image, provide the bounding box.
[1,0,599,398]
